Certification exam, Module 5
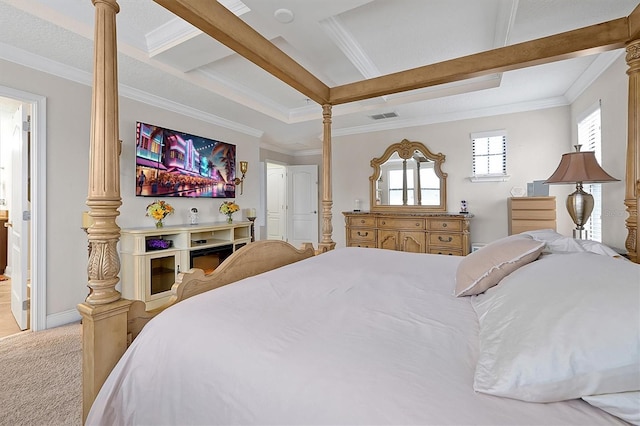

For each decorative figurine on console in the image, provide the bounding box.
[460,200,468,214]
[190,207,199,225]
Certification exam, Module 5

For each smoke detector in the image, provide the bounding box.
[274,8,294,24]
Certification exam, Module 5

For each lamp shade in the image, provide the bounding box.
[544,151,619,184]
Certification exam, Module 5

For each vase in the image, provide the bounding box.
[226,215,233,224]
[155,220,164,228]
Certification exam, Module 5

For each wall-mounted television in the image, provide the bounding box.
[135,122,237,198]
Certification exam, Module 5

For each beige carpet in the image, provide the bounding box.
[0,322,81,425]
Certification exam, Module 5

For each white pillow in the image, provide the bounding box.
[454,234,544,297]
[522,229,622,257]
[583,392,640,425]
[471,252,640,402]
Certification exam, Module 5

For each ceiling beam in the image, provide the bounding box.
[153,0,331,105]
[158,2,637,108]
[330,17,631,105]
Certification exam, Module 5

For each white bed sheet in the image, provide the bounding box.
[88,247,625,425]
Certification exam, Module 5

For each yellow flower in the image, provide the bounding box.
[146,200,175,220]
[219,201,240,215]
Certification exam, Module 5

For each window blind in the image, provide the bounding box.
[578,103,602,242]
[472,131,507,176]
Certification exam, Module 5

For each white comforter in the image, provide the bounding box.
[88,247,625,425]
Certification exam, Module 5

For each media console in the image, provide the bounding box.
[120,221,252,309]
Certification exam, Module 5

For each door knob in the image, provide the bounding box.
[4,222,11,228]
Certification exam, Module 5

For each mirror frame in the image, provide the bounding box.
[370,139,447,213]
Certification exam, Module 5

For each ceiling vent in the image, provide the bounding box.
[369,112,398,120]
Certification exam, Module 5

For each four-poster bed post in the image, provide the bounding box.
[77,0,131,422]
[625,39,640,262]
[78,0,640,421]
[319,104,337,253]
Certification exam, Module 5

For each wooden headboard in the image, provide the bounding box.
[78,0,640,422]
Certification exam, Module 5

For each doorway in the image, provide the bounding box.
[265,161,319,247]
[0,87,46,334]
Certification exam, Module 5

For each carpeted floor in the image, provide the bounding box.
[0,322,81,425]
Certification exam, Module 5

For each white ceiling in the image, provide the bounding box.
[0,0,638,153]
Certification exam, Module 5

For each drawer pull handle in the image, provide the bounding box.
[438,236,453,243]
[357,231,369,237]
[360,220,365,224]
[442,223,448,228]
[415,222,420,227]
[381,221,386,225]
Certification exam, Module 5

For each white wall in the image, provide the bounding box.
[332,107,575,248]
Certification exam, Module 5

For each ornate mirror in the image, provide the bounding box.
[370,139,447,212]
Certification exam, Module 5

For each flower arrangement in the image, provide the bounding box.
[146,199,175,228]
[219,201,240,223]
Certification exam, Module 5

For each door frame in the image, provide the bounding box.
[0,86,47,331]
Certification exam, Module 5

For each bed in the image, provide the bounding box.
[86,233,639,425]
[78,0,640,424]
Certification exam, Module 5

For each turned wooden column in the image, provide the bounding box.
[86,0,123,305]
[625,38,640,263]
[318,104,336,253]
[78,1,131,422]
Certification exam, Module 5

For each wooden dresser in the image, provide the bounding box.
[507,197,556,235]
[508,196,557,235]
[343,212,472,256]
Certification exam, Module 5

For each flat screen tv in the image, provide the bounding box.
[135,122,237,198]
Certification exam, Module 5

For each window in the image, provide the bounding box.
[470,130,509,182]
[578,103,602,242]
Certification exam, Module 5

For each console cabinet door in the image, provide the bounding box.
[378,230,399,251]
[400,231,426,253]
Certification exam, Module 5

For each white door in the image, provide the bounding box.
[287,165,318,248]
[266,163,286,240]
[10,105,29,330]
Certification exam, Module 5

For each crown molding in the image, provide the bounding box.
[0,42,263,139]
[332,96,570,138]
[564,49,624,103]
[146,18,202,57]
[319,16,380,80]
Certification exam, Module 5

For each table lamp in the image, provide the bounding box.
[544,145,618,239]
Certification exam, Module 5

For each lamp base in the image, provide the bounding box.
[572,229,588,240]
[566,183,594,240]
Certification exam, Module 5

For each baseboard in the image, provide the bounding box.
[46,308,81,329]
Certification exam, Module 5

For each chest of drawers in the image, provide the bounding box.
[343,211,472,256]
[508,196,556,235]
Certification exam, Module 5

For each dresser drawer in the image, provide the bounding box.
[509,197,555,210]
[511,210,555,220]
[428,248,463,256]
[428,233,462,248]
[348,242,377,248]
[348,216,376,227]
[348,228,376,242]
[378,217,425,230]
[427,219,462,231]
